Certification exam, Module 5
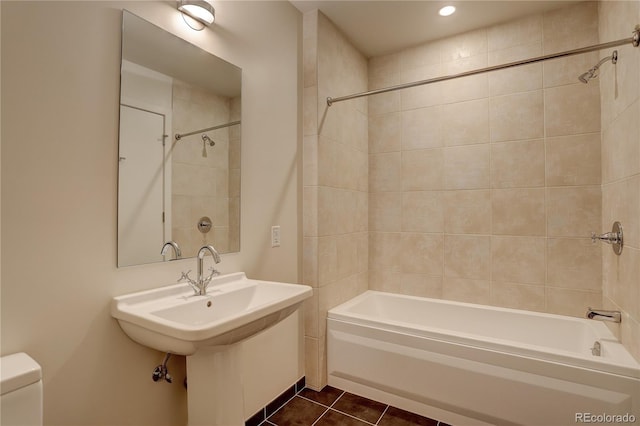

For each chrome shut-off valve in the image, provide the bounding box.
[152,353,173,383]
[591,221,623,255]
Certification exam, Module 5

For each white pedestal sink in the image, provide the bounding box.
[112,272,312,425]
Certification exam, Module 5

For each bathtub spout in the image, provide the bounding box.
[586,307,621,323]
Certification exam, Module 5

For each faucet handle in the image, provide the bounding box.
[201,267,221,291]
[178,270,200,294]
[178,270,192,282]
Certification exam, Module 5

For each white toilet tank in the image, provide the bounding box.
[0,353,43,426]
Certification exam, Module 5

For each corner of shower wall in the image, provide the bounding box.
[597,0,640,362]
[302,9,369,390]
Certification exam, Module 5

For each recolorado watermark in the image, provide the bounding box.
[576,413,636,423]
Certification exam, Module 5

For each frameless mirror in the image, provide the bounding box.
[118,11,241,267]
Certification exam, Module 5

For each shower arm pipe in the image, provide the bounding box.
[175,120,241,140]
[327,25,640,106]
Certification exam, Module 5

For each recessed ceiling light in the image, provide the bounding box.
[439,5,456,16]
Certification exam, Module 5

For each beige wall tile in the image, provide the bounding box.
[603,247,640,321]
[547,186,601,237]
[488,14,542,51]
[369,192,402,232]
[303,135,318,187]
[302,186,318,237]
[369,269,402,294]
[547,238,602,291]
[402,191,444,233]
[369,232,403,272]
[401,42,441,71]
[444,235,491,279]
[546,133,601,186]
[543,1,599,53]
[370,152,402,191]
[601,100,640,184]
[492,236,546,284]
[441,28,488,62]
[441,99,490,146]
[491,139,545,188]
[369,52,402,90]
[400,233,444,275]
[488,43,543,97]
[402,148,443,190]
[303,289,319,338]
[400,274,443,298]
[369,112,401,154]
[492,188,546,236]
[443,145,490,190]
[490,282,545,312]
[401,106,443,150]
[443,278,491,305]
[304,85,318,136]
[441,73,489,104]
[400,69,444,110]
[490,90,544,142]
[303,237,318,287]
[317,236,337,286]
[544,83,600,137]
[546,288,602,318]
[604,176,640,250]
[443,190,491,234]
[304,337,320,390]
[369,91,401,116]
[336,234,358,279]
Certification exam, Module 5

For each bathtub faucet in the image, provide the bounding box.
[586,307,621,323]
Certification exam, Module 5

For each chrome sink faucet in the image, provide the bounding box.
[161,241,182,260]
[179,245,221,295]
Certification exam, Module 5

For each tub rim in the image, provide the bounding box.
[328,290,640,379]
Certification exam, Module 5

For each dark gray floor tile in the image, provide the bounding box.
[332,392,387,424]
[298,385,343,407]
[268,396,326,426]
[314,409,371,426]
[378,406,439,426]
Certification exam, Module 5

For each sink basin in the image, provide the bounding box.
[111,272,312,355]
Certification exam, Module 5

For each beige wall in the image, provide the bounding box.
[367,2,603,317]
[599,0,640,361]
[302,10,368,390]
[1,1,301,425]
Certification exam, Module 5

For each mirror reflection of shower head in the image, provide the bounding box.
[201,134,215,146]
[578,50,617,83]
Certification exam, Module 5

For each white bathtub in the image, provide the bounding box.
[327,291,640,426]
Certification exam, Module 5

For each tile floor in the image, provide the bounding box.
[259,385,451,426]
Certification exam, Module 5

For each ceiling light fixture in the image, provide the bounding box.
[438,5,456,17]
[178,0,215,29]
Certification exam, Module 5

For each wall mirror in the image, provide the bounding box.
[118,10,241,267]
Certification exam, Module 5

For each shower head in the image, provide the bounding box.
[201,134,215,147]
[578,50,617,84]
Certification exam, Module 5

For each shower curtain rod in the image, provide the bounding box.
[175,120,241,140]
[327,25,640,106]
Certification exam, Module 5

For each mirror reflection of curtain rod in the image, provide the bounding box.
[175,120,241,140]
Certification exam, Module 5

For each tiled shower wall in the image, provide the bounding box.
[302,11,369,390]
[599,0,640,361]
[368,2,604,317]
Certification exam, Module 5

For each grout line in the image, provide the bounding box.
[374,404,390,425]
[310,407,331,426]
[328,407,378,425]
[310,390,344,426]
